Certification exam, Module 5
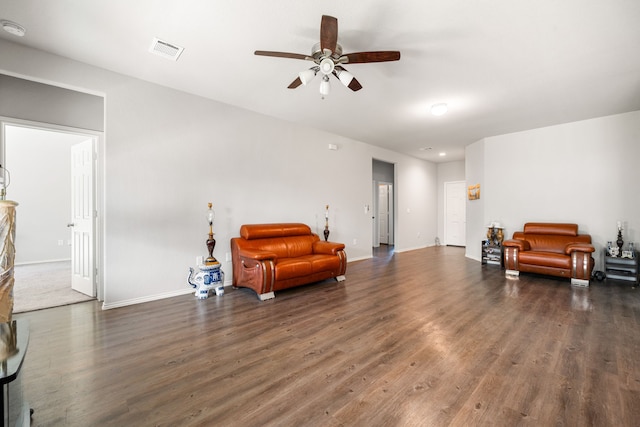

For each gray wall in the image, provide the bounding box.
[465,110,640,270]
[0,38,438,308]
[0,74,104,131]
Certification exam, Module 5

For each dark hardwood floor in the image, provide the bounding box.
[15,246,640,426]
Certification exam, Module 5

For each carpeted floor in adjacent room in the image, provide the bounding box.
[12,261,94,313]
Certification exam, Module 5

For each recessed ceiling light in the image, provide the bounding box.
[431,103,448,116]
[1,20,26,37]
[439,152,446,157]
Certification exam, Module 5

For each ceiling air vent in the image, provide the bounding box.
[149,37,184,61]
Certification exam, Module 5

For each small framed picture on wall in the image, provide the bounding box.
[468,184,480,200]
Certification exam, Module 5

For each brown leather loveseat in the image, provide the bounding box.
[230,223,347,300]
[502,223,595,286]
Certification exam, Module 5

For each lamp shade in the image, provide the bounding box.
[319,75,331,96]
[299,68,317,85]
[206,203,215,226]
[336,69,355,87]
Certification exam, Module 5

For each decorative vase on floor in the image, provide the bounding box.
[0,200,18,323]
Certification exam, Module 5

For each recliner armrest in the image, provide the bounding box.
[313,241,346,255]
[502,239,530,251]
[564,243,595,255]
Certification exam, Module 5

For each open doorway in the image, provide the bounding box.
[2,122,99,312]
[372,159,395,255]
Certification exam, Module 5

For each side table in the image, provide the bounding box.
[604,252,639,287]
[481,241,503,267]
[0,319,30,426]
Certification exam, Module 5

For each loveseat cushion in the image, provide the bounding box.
[275,254,342,281]
[511,232,592,254]
[518,251,571,269]
[237,235,317,259]
[276,257,314,280]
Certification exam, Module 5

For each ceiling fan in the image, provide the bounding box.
[255,15,400,97]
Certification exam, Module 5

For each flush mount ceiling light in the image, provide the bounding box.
[431,103,448,116]
[1,20,26,37]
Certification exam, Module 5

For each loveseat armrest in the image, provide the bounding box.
[237,248,279,262]
[564,243,595,255]
[313,241,346,255]
[503,239,531,251]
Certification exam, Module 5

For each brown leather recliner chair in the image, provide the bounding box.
[503,223,595,286]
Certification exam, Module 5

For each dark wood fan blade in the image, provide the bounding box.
[254,50,309,61]
[347,78,363,91]
[287,77,303,89]
[340,51,401,64]
[320,15,338,54]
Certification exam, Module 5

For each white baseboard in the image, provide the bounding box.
[14,258,71,266]
[101,281,233,310]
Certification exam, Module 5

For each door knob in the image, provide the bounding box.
[67,223,75,227]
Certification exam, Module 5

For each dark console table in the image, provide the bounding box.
[0,320,30,426]
[481,240,503,267]
[605,252,639,287]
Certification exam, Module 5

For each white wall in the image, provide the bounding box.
[0,39,438,308]
[465,110,640,270]
[465,141,486,260]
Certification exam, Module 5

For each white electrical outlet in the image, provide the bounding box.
[353,238,357,246]
[226,252,231,262]
[57,240,63,246]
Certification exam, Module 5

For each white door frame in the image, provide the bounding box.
[0,117,104,301]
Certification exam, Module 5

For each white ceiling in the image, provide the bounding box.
[1,0,639,162]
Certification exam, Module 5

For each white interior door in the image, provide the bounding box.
[70,139,95,296]
[445,181,466,246]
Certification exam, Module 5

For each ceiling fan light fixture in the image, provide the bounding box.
[431,103,448,116]
[319,57,335,75]
[319,75,331,97]
[299,68,318,85]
